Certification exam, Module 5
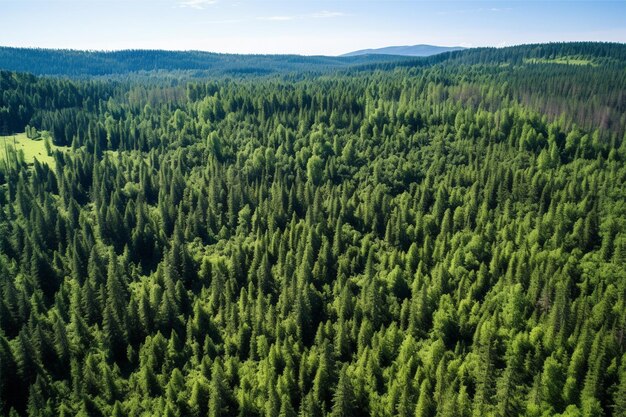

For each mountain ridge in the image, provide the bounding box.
[341,44,466,57]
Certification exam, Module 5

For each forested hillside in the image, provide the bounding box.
[0,43,625,417]
[0,42,624,79]
[0,48,412,78]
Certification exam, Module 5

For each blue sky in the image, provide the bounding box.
[1,0,625,55]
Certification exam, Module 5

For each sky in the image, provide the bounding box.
[1,0,625,55]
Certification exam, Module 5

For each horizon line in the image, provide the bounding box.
[1,40,624,58]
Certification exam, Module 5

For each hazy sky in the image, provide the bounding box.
[1,0,625,55]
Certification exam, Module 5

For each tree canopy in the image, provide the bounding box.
[0,42,625,417]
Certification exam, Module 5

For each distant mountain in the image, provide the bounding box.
[341,44,465,57]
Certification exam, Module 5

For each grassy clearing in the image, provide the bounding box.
[0,132,59,170]
[524,56,597,66]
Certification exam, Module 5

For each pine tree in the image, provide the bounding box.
[613,354,626,417]
[331,364,356,417]
[208,358,229,417]
[188,376,210,417]
[415,379,433,417]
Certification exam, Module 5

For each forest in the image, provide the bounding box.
[0,47,411,78]
[0,42,625,417]
[1,42,624,78]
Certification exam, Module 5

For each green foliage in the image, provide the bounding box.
[1,43,625,417]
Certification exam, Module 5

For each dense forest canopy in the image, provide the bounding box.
[0,42,625,417]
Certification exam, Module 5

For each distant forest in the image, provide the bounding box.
[0,42,625,78]
[0,48,411,78]
[0,43,625,417]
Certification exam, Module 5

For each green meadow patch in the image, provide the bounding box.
[0,132,60,170]
[524,56,597,66]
